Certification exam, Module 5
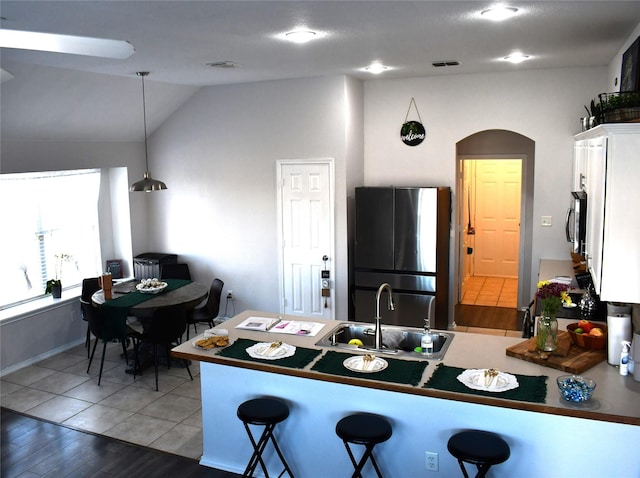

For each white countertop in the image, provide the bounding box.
[173,310,640,425]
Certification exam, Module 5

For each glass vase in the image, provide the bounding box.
[536,315,558,352]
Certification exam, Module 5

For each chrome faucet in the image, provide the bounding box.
[423,316,431,335]
[374,283,395,349]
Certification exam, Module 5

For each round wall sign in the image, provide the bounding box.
[400,120,426,146]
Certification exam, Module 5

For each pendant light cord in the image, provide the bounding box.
[139,71,150,172]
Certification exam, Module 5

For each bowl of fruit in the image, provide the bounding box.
[566,320,607,350]
[557,375,596,403]
[136,278,168,294]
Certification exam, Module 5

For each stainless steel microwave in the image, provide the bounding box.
[565,191,587,254]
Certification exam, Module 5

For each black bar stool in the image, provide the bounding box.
[237,397,294,478]
[335,412,392,478]
[447,430,510,478]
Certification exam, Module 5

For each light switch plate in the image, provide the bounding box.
[541,215,552,227]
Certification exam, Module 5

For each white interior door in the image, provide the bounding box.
[474,160,521,278]
[278,160,334,319]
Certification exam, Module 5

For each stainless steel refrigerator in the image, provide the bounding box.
[354,187,450,329]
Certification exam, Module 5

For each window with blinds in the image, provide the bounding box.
[0,169,102,309]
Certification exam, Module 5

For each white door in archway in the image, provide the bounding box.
[474,159,521,278]
[277,160,335,320]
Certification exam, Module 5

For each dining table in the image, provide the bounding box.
[91,278,209,373]
[91,279,208,318]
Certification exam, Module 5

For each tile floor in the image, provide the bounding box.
[1,341,205,460]
[1,322,520,462]
[461,276,518,308]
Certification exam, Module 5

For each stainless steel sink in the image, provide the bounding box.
[315,322,454,360]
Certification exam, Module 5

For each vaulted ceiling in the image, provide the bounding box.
[2,1,640,142]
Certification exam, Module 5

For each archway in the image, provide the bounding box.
[455,130,535,330]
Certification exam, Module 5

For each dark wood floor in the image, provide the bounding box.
[1,408,241,478]
[454,304,523,331]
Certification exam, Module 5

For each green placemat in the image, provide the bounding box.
[99,279,191,341]
[216,338,322,369]
[311,350,428,386]
[423,364,548,403]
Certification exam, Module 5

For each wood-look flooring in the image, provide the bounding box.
[1,408,241,478]
[454,303,523,331]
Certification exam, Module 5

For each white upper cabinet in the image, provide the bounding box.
[574,124,640,303]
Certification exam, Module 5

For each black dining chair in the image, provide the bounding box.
[82,300,139,386]
[139,303,193,391]
[186,278,224,340]
[81,277,101,357]
[160,263,192,280]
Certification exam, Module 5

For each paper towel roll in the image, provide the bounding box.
[607,303,632,316]
[607,314,632,365]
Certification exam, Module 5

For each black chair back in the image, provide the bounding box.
[81,300,128,342]
[206,278,224,315]
[146,304,188,345]
[160,263,191,280]
[81,277,101,301]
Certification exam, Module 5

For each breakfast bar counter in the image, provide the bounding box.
[173,310,640,477]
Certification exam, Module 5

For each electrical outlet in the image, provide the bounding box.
[425,451,438,472]
[227,290,233,299]
[541,215,552,227]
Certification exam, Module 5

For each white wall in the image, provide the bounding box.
[363,67,608,306]
[145,76,362,318]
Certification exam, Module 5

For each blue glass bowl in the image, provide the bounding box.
[557,375,596,402]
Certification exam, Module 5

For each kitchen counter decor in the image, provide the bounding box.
[424,364,548,404]
[535,281,571,352]
[311,350,427,385]
[216,338,321,368]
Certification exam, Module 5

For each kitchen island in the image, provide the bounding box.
[173,310,640,477]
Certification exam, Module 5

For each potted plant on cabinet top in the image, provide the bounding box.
[598,91,640,123]
[45,253,72,299]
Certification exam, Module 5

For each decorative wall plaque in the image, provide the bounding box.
[106,259,123,279]
[400,97,426,146]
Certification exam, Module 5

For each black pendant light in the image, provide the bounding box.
[130,71,167,192]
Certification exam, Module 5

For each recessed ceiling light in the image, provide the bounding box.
[481,6,518,21]
[364,62,389,74]
[284,30,317,44]
[503,52,530,64]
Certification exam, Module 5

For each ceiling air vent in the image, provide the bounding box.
[432,61,460,68]
[206,61,237,69]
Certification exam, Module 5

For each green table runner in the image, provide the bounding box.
[216,338,322,369]
[423,364,548,403]
[311,351,428,386]
[99,279,191,341]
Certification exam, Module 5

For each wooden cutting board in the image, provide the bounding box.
[506,331,606,374]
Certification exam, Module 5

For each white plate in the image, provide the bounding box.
[343,355,388,373]
[456,369,519,392]
[246,342,296,360]
[563,302,577,308]
[136,282,168,294]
